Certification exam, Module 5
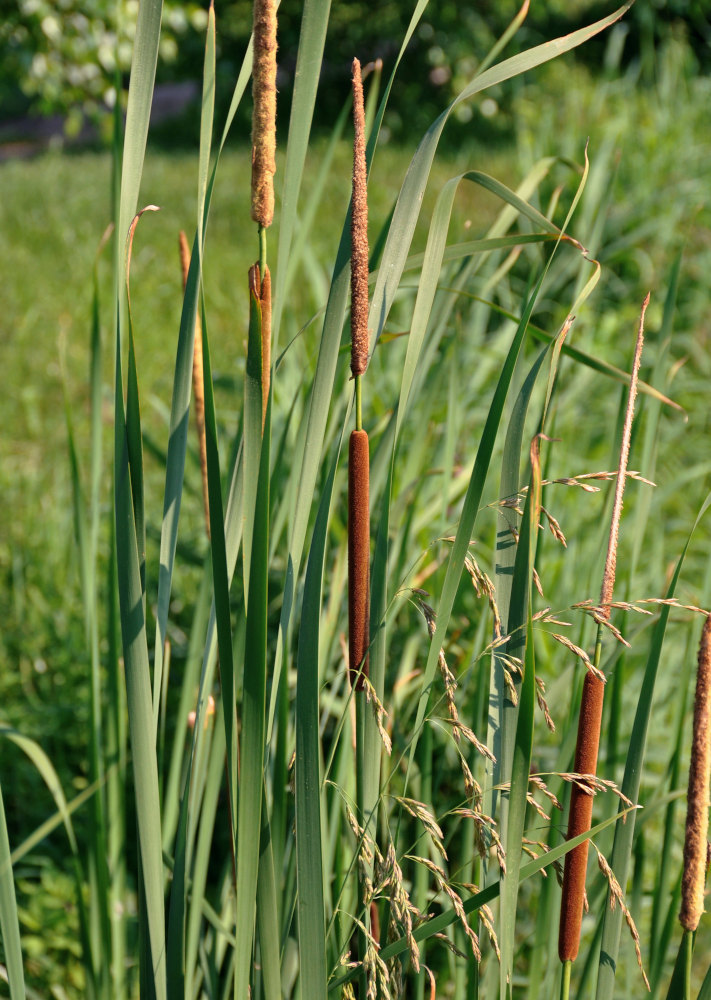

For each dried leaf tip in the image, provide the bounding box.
[350,57,369,379]
[599,293,649,618]
[680,614,711,932]
[178,231,210,538]
[251,0,277,229]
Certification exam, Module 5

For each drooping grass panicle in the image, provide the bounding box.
[179,230,210,538]
[250,0,277,229]
[599,292,650,617]
[559,295,649,969]
[679,614,711,933]
[350,57,369,382]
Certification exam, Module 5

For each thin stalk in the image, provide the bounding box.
[355,374,363,432]
[560,959,572,1000]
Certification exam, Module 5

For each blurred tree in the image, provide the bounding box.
[0,0,707,140]
[0,0,207,130]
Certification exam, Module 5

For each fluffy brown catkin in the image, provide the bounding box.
[179,231,210,539]
[680,614,711,932]
[558,672,605,961]
[348,429,370,689]
[251,0,277,228]
[350,57,369,379]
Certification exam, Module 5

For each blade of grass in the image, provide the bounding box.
[500,437,542,996]
[0,782,25,1000]
[295,433,345,1000]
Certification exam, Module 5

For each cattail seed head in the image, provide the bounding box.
[179,230,210,539]
[680,614,711,932]
[251,0,277,228]
[348,429,370,689]
[350,57,369,379]
[559,672,605,962]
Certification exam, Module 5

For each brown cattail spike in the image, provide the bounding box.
[179,231,210,539]
[251,0,277,228]
[259,265,271,430]
[350,57,369,379]
[348,429,370,689]
[599,293,649,618]
[680,615,711,932]
[558,672,605,961]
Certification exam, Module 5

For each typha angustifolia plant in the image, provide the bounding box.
[558,293,650,999]
[348,55,375,986]
[664,615,711,1000]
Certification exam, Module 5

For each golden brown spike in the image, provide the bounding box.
[350,57,369,379]
[259,265,271,430]
[348,429,370,689]
[680,615,711,932]
[179,230,210,539]
[251,0,277,228]
[558,672,605,961]
[599,293,649,618]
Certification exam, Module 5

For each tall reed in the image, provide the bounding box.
[558,294,649,995]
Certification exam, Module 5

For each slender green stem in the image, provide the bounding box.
[259,223,268,277]
[560,959,572,1000]
[355,374,363,431]
[593,622,604,671]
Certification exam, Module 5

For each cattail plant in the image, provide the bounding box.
[348,56,370,693]
[179,230,210,537]
[250,0,276,427]
[558,294,650,997]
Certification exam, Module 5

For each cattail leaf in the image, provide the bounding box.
[256,804,282,1000]
[295,431,345,1000]
[153,0,248,737]
[114,73,166,981]
[272,0,332,350]
[0,782,25,999]
[117,0,162,260]
[499,437,542,994]
[234,396,271,1000]
[697,956,711,1000]
[596,492,711,999]
[114,340,167,999]
[184,709,226,996]
[487,346,548,822]
[664,928,693,1000]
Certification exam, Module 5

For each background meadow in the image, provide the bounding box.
[1,2,711,997]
